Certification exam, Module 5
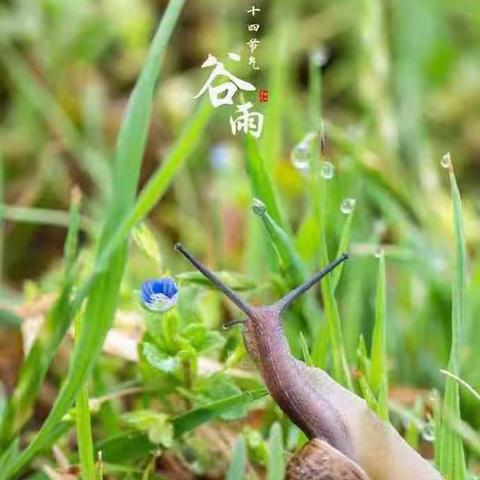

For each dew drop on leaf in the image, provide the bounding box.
[291,142,311,170]
[252,197,267,216]
[441,152,452,169]
[422,422,436,442]
[340,198,356,215]
[321,161,335,179]
[310,47,328,67]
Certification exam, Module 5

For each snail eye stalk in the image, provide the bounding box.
[175,244,349,318]
[174,243,255,318]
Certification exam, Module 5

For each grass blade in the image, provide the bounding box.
[261,2,292,167]
[245,136,286,230]
[251,199,306,287]
[317,178,352,388]
[5,2,186,475]
[76,385,96,480]
[440,370,480,403]
[369,250,389,420]
[0,190,81,443]
[94,389,266,463]
[75,301,97,480]
[173,389,266,437]
[0,205,92,232]
[1,74,212,460]
[332,205,356,292]
[435,159,467,479]
[267,422,284,480]
[226,437,247,480]
[251,198,320,338]
[81,97,213,283]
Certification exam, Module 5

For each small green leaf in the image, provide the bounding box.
[144,309,180,353]
[195,376,247,421]
[142,342,179,373]
[122,410,173,448]
[182,324,226,353]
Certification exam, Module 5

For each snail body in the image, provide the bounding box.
[175,245,442,480]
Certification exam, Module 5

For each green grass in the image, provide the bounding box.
[435,159,467,479]
[2,0,187,476]
[369,250,389,420]
[1,0,479,477]
[267,423,285,480]
[226,437,247,480]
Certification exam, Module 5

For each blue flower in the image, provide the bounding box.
[140,278,178,312]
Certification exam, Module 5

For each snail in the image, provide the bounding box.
[175,244,441,480]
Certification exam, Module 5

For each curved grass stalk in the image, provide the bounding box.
[3,1,187,476]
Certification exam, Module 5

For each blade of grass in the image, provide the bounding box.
[317,176,352,388]
[267,422,284,480]
[435,159,467,480]
[76,383,96,480]
[79,97,213,284]
[75,307,97,480]
[0,438,18,478]
[226,437,247,480]
[405,398,424,450]
[306,42,333,370]
[0,190,81,443]
[0,205,92,232]
[5,2,186,475]
[173,389,266,437]
[251,199,306,287]
[358,0,397,155]
[309,47,323,130]
[94,389,266,463]
[1,81,212,452]
[245,136,286,230]
[332,205,356,292]
[440,370,480,403]
[251,198,320,337]
[261,1,293,167]
[0,46,110,199]
[369,250,389,420]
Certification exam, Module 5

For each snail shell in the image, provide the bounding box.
[286,438,370,480]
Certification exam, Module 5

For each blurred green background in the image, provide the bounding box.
[1,0,480,477]
[1,0,479,286]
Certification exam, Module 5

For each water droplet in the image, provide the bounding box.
[340,198,356,215]
[291,142,311,170]
[422,418,436,442]
[321,161,335,179]
[311,47,328,67]
[374,248,384,259]
[252,198,267,216]
[441,152,452,169]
